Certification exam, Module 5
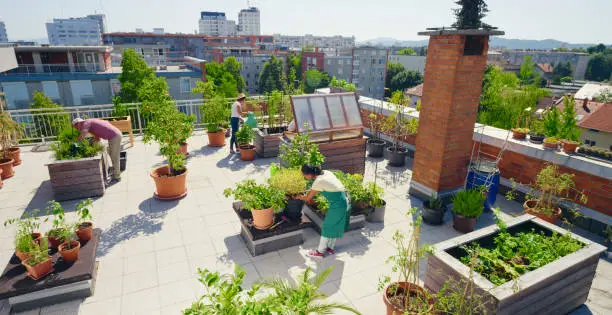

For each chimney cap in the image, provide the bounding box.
[418,28,504,36]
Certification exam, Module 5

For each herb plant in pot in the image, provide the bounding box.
[511,128,529,140]
[367,113,385,158]
[528,119,546,144]
[543,136,560,149]
[451,189,485,233]
[75,199,94,242]
[22,237,53,280]
[57,228,80,263]
[511,107,531,140]
[45,201,69,249]
[379,207,434,315]
[363,182,386,223]
[236,124,256,161]
[224,180,286,230]
[422,196,446,225]
[268,168,307,221]
[279,131,325,168]
[4,211,42,262]
[0,111,24,167]
[558,95,582,154]
[202,95,229,147]
[381,91,416,167]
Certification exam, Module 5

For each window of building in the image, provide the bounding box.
[588,129,600,133]
[180,78,191,93]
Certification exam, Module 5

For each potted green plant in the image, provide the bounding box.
[422,196,446,225]
[4,211,42,262]
[381,91,417,167]
[363,182,386,223]
[511,107,531,140]
[367,112,385,158]
[45,200,69,249]
[202,95,229,147]
[543,106,561,149]
[558,96,581,154]
[279,131,325,168]
[379,207,434,314]
[511,127,529,140]
[57,227,80,263]
[236,124,256,161]
[268,168,307,221]
[22,237,53,280]
[528,119,546,144]
[451,189,485,233]
[75,198,94,242]
[224,180,286,230]
[176,112,194,156]
[543,136,560,149]
[0,112,19,178]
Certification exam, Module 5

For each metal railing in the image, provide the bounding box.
[0,63,108,76]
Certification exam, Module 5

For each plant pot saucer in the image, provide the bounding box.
[153,189,188,200]
[27,268,55,281]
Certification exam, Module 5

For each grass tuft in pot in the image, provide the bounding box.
[269,168,308,220]
[452,189,485,233]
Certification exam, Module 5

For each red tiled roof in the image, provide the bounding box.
[537,63,553,73]
[578,103,612,132]
[404,83,423,97]
[556,99,605,121]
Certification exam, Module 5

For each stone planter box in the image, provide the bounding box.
[302,204,365,235]
[233,202,311,256]
[101,115,134,147]
[254,127,286,158]
[47,157,105,201]
[424,215,606,315]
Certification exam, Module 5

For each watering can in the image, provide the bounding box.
[244,112,258,129]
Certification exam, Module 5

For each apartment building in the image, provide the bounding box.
[0,45,202,109]
[387,55,426,74]
[324,56,352,82]
[238,7,260,36]
[199,12,237,36]
[273,34,355,53]
[0,21,8,42]
[502,50,590,80]
[351,47,388,99]
[46,14,106,46]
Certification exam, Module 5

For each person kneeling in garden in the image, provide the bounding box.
[72,118,121,183]
[299,164,350,258]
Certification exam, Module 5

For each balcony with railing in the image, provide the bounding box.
[0,63,109,76]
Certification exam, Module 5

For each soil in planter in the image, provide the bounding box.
[446,221,584,285]
[387,288,432,313]
[155,168,186,178]
[235,208,310,241]
[260,126,287,135]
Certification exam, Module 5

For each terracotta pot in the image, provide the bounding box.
[15,250,31,262]
[32,232,42,244]
[251,207,274,230]
[523,200,562,224]
[76,222,93,242]
[239,144,256,161]
[383,282,434,315]
[543,141,559,150]
[512,129,527,140]
[22,257,53,280]
[47,230,64,249]
[452,212,478,233]
[178,142,188,156]
[207,129,226,147]
[150,165,188,200]
[0,158,15,179]
[8,147,21,166]
[561,140,579,154]
[59,240,81,263]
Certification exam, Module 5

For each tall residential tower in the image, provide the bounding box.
[46,14,106,46]
[198,12,236,36]
[0,21,8,42]
[238,7,260,35]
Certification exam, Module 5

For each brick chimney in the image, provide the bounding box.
[409,29,504,200]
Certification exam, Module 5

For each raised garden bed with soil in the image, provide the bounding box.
[232,202,311,256]
[254,126,287,158]
[424,215,605,315]
[46,157,105,201]
[302,204,366,235]
[0,229,101,312]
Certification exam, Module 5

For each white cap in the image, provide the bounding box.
[72,118,85,125]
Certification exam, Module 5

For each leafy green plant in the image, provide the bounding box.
[200,94,230,133]
[75,198,93,227]
[381,91,417,150]
[559,96,581,142]
[258,266,361,314]
[268,168,307,196]
[314,194,329,214]
[45,200,69,241]
[29,91,71,139]
[543,107,562,137]
[224,180,286,212]
[24,237,50,266]
[4,210,41,253]
[529,119,546,136]
[452,189,485,218]
[57,227,77,250]
[512,127,529,134]
[330,76,357,92]
[379,207,433,313]
[543,136,559,144]
[51,127,103,161]
[0,111,24,159]
[279,132,325,168]
[235,124,254,147]
[425,196,444,210]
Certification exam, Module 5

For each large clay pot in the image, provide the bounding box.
[207,129,226,147]
[8,147,21,166]
[76,222,93,242]
[251,207,274,230]
[178,142,189,156]
[0,158,15,179]
[367,139,385,158]
[383,282,434,315]
[366,200,386,223]
[452,212,478,233]
[523,200,561,224]
[386,147,406,167]
[239,145,256,161]
[22,257,53,280]
[59,240,81,263]
[150,165,188,200]
[561,140,579,154]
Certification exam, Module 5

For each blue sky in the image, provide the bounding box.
[0,0,610,44]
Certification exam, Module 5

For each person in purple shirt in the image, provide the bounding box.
[72,118,122,182]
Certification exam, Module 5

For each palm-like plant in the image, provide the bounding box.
[258,267,362,315]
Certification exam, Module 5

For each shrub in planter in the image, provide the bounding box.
[4,211,42,262]
[511,127,529,140]
[235,124,256,161]
[224,180,286,230]
[51,127,104,160]
[528,119,546,144]
[22,237,53,280]
[279,131,325,168]
[268,168,307,221]
[367,113,385,158]
[543,136,560,149]
[561,139,580,153]
[363,182,386,222]
[422,196,446,225]
[381,91,418,167]
[75,198,94,242]
[559,95,582,153]
[201,94,230,147]
[0,111,24,167]
[452,189,485,233]
[379,207,434,314]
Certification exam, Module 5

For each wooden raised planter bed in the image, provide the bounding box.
[0,229,101,312]
[302,204,365,235]
[101,115,134,147]
[233,202,311,256]
[318,137,366,175]
[47,157,105,201]
[424,215,606,315]
[254,127,287,158]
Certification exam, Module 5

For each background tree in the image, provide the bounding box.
[451,0,491,29]
[223,57,245,92]
[559,96,581,141]
[518,56,541,86]
[385,62,423,97]
[587,44,609,55]
[115,49,155,104]
[303,69,330,93]
[595,89,612,103]
[585,53,612,82]
[259,56,285,94]
[552,61,573,84]
[397,48,417,56]
[285,52,302,82]
[205,62,238,97]
[29,91,70,138]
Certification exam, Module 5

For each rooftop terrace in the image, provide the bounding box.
[0,132,609,315]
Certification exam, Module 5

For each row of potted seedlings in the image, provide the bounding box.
[4,199,93,280]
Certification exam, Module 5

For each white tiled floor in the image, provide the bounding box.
[0,132,609,315]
